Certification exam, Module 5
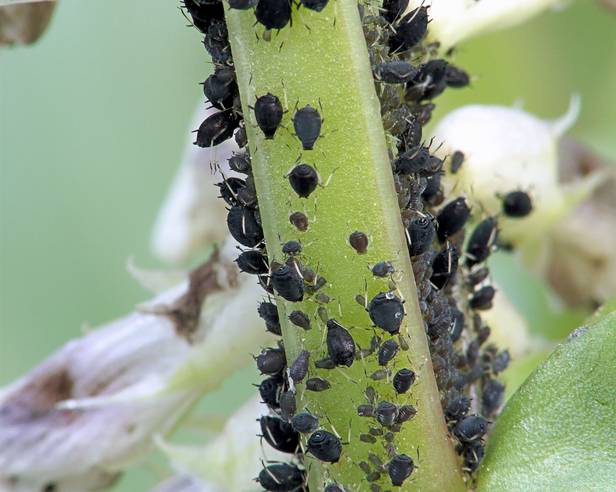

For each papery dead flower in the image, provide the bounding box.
[0,1,56,47]
[152,103,239,264]
[0,242,270,491]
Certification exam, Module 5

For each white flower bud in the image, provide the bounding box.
[151,104,238,264]
[407,0,565,50]
[0,246,270,490]
[432,98,603,247]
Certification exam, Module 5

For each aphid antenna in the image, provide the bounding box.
[335,366,359,385]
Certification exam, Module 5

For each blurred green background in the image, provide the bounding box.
[1,1,614,490]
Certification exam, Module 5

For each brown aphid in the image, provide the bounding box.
[349,231,369,254]
[289,211,309,231]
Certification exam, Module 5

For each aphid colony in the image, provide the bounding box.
[181,0,533,489]
[361,0,530,478]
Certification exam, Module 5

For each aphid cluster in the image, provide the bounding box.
[360,0,518,478]
[181,0,525,487]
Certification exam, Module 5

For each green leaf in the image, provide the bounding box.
[477,303,616,491]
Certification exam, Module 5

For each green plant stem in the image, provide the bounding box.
[225,1,464,489]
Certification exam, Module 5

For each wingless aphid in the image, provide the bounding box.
[254,92,284,138]
[293,104,322,150]
[259,416,300,453]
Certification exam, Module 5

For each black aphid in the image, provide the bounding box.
[203,67,237,110]
[462,441,485,473]
[382,0,409,23]
[407,216,435,256]
[300,0,328,12]
[482,379,505,416]
[469,285,496,311]
[372,261,394,278]
[280,389,297,421]
[271,264,304,302]
[422,173,442,205]
[293,105,322,150]
[202,20,231,64]
[370,369,388,381]
[257,463,305,491]
[388,454,415,487]
[237,250,269,275]
[183,0,224,33]
[407,59,449,101]
[260,416,299,453]
[349,231,369,254]
[291,412,319,434]
[449,308,465,342]
[288,310,311,330]
[258,301,281,335]
[502,190,533,217]
[315,357,336,369]
[360,433,377,444]
[394,145,436,175]
[228,0,257,9]
[396,404,416,423]
[492,350,511,374]
[358,404,375,417]
[444,394,470,422]
[289,350,310,383]
[282,240,302,256]
[378,339,399,366]
[306,377,331,392]
[431,245,459,289]
[412,101,436,125]
[216,177,246,206]
[368,292,405,334]
[227,205,263,247]
[289,211,309,231]
[445,65,470,88]
[258,375,283,408]
[389,6,428,52]
[258,274,275,295]
[195,111,239,147]
[466,217,498,267]
[436,197,470,242]
[393,368,415,394]
[378,61,418,84]
[229,153,251,174]
[307,430,342,463]
[255,0,292,30]
[288,164,319,198]
[256,347,286,375]
[254,93,283,138]
[467,266,490,287]
[450,150,465,173]
[235,125,247,148]
[326,319,356,366]
[454,415,489,442]
[376,401,398,426]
